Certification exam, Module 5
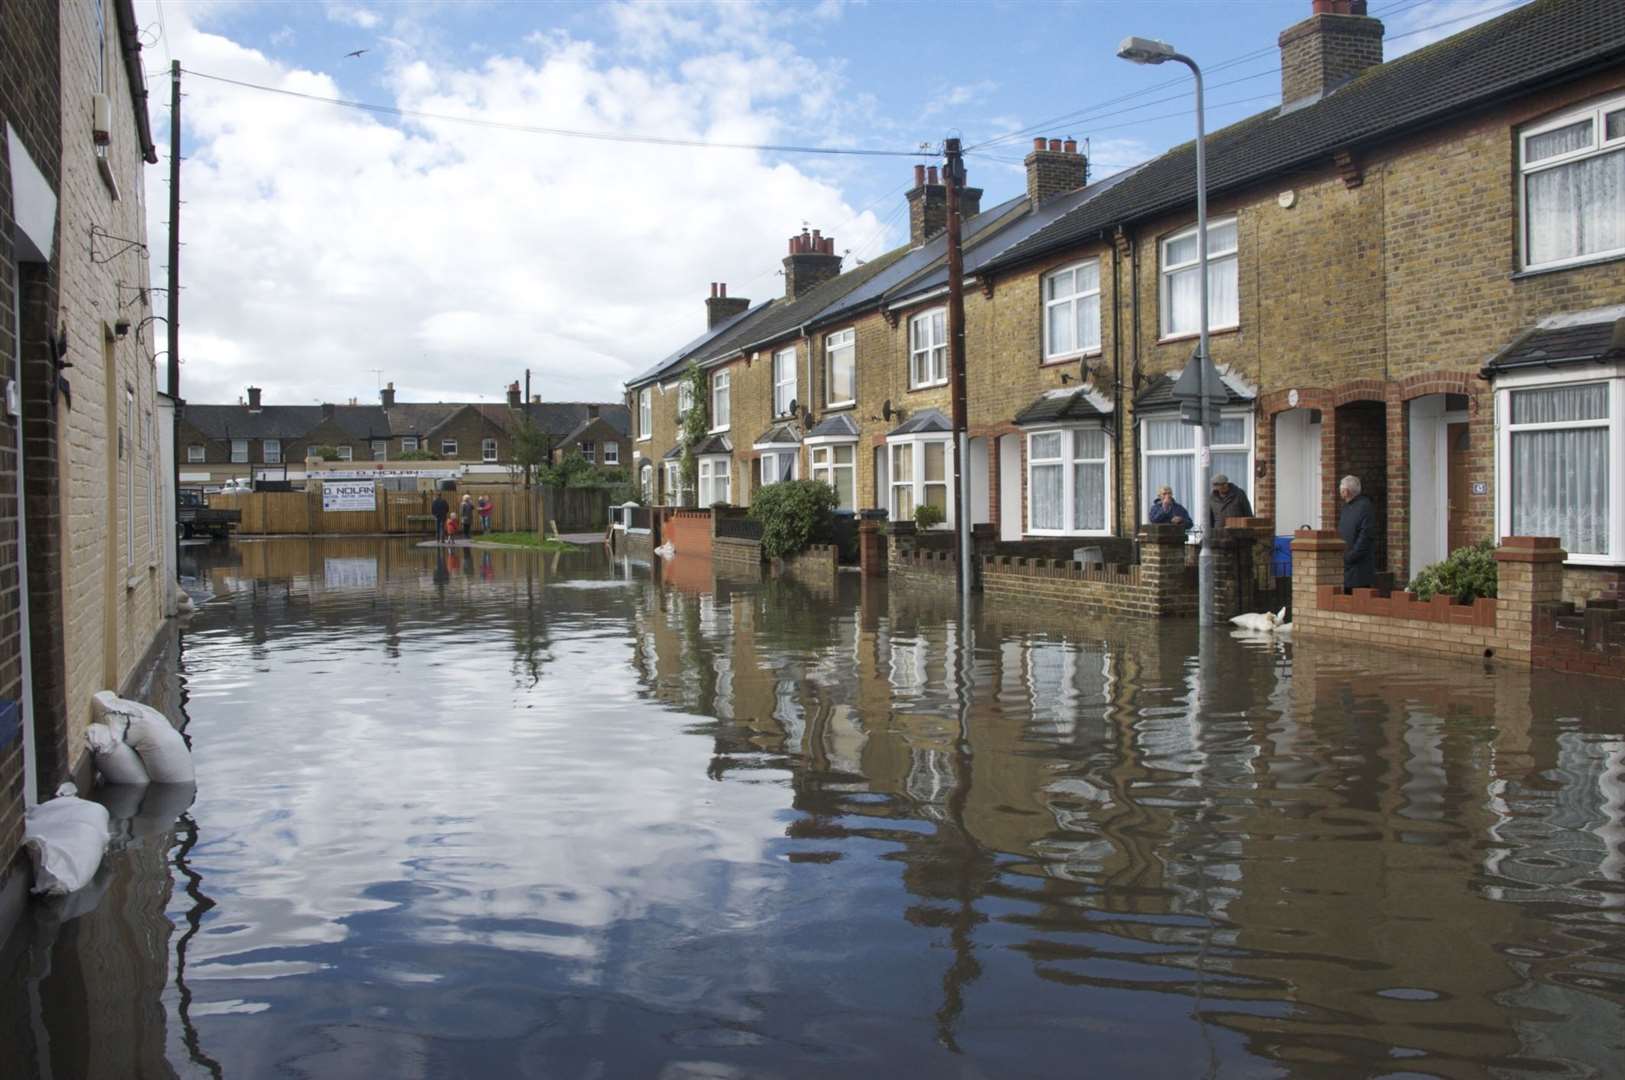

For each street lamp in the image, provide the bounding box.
[1117,35,1218,627]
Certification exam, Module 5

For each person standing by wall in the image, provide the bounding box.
[1338,475,1378,589]
[1207,474,1253,533]
[432,491,450,545]
[460,494,475,540]
[477,494,493,534]
[1150,485,1191,527]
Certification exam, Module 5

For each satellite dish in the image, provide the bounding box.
[882,399,894,421]
[786,397,798,419]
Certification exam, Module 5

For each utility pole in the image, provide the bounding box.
[167,61,181,399]
[523,367,532,490]
[944,137,972,600]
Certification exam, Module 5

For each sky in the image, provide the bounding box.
[131,0,1527,408]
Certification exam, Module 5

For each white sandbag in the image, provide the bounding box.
[1230,612,1278,632]
[23,794,111,896]
[91,691,194,783]
[654,541,675,560]
[85,718,150,785]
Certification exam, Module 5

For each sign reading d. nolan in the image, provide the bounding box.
[322,480,376,512]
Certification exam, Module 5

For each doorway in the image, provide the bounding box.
[1407,394,1470,578]
[967,436,990,527]
[1273,408,1322,536]
[998,434,1022,541]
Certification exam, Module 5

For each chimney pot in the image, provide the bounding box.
[720,282,727,297]
[1063,138,1077,154]
[1048,138,1062,152]
[927,165,939,185]
[1033,137,1047,151]
[914,163,926,186]
[1026,138,1089,207]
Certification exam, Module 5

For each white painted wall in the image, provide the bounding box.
[1274,408,1322,535]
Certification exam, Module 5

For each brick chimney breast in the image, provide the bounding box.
[246,386,262,412]
[506,381,521,408]
[1278,0,1383,111]
[907,162,984,246]
[1024,137,1088,207]
[782,229,843,299]
[706,281,751,328]
[380,381,395,409]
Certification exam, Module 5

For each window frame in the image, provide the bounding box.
[711,369,731,433]
[187,443,205,463]
[1041,260,1103,363]
[886,434,954,526]
[755,445,799,486]
[697,454,732,506]
[401,436,419,453]
[1493,363,1624,565]
[908,307,949,390]
[1025,425,1113,537]
[263,438,282,464]
[677,381,694,419]
[441,438,458,457]
[773,346,798,418]
[664,459,684,506]
[482,437,499,463]
[1159,216,1239,339]
[1518,92,1625,273]
[336,445,353,462]
[372,439,388,461]
[580,441,596,463]
[825,327,856,408]
[809,438,858,511]
[604,442,620,465]
[638,387,653,441]
[230,438,248,464]
[1137,410,1254,525]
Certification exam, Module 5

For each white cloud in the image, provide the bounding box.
[325,3,381,31]
[1384,0,1533,56]
[135,2,889,407]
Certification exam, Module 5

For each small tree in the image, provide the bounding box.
[539,448,599,488]
[1407,540,1498,602]
[508,414,551,489]
[751,479,838,559]
[677,362,709,502]
[914,503,946,530]
[311,445,342,462]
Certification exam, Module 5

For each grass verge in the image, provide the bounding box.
[478,532,583,552]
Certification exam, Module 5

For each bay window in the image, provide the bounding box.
[1520,93,1625,271]
[711,370,731,431]
[1140,413,1252,523]
[638,388,652,440]
[773,347,798,417]
[698,455,732,506]
[909,308,948,389]
[1027,427,1110,535]
[1496,372,1622,563]
[1160,216,1238,337]
[1043,260,1101,361]
[809,442,856,510]
[887,437,951,524]
[826,328,855,406]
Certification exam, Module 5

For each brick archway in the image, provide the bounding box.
[1257,387,1334,532]
[1388,371,1486,582]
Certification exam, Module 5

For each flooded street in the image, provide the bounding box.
[4,536,1624,1079]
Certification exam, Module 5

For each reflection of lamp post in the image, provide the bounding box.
[1117,36,1218,626]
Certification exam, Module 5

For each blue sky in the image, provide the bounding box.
[134,0,1525,406]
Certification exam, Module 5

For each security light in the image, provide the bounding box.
[1116,36,1177,64]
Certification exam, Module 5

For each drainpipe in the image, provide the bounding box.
[1129,229,1142,526]
[1110,230,1123,539]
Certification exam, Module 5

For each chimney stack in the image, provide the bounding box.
[906,161,983,247]
[246,386,262,412]
[506,381,522,408]
[1024,136,1088,207]
[587,404,600,420]
[321,402,334,420]
[1279,0,1383,111]
[783,228,843,299]
[706,281,751,328]
[380,381,395,409]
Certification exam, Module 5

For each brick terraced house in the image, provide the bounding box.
[628,0,1625,607]
[2,0,168,937]
[176,381,630,489]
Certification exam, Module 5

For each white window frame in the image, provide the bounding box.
[604,442,620,465]
[441,438,458,457]
[677,381,694,419]
[908,308,948,390]
[825,328,856,408]
[664,459,684,505]
[1042,260,1102,362]
[480,437,497,462]
[886,434,954,526]
[1025,426,1113,536]
[1159,216,1239,338]
[773,346,798,418]
[125,387,136,567]
[711,369,731,432]
[1518,92,1625,273]
[808,438,858,511]
[401,436,419,453]
[698,454,732,506]
[230,438,248,464]
[1494,363,1624,565]
[638,388,653,441]
[755,444,799,486]
[372,440,388,461]
[187,444,205,463]
[336,445,353,462]
[1138,411,1254,525]
[263,438,282,464]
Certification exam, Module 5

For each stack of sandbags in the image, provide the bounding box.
[23,784,111,896]
[1230,607,1292,634]
[89,691,195,783]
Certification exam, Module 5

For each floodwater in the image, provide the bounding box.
[4,537,1624,1080]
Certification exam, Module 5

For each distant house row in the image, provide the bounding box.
[626,0,1625,605]
[176,382,631,488]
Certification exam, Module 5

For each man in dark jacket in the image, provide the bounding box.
[1338,475,1378,588]
[431,492,450,544]
[1207,474,1253,533]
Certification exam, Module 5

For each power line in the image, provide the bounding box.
[180,67,935,158]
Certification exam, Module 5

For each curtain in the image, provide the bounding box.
[1527,147,1625,265]
[1048,302,1075,355]
[1147,454,1193,514]
[1166,265,1201,335]
[1078,290,1101,351]
[1032,464,1063,530]
[1073,462,1105,531]
[1512,382,1608,423]
[1513,428,1609,554]
[1146,419,1194,452]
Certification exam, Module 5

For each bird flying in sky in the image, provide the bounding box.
[344,49,368,59]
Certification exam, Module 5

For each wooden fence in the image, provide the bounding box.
[214,484,611,536]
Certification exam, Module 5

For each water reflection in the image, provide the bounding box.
[3,536,1622,1078]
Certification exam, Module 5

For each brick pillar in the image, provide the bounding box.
[859,511,888,577]
[887,520,918,571]
[1136,523,1191,614]
[1290,528,1345,626]
[1386,395,1410,582]
[1217,516,1276,619]
[1493,536,1565,659]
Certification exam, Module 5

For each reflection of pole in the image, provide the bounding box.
[935,618,983,1051]
[172,812,225,1080]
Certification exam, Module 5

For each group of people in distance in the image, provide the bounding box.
[1147,471,1378,589]
[429,491,495,544]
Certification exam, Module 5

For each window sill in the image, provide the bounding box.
[1157,326,1239,346]
[1025,530,1116,539]
[907,381,949,393]
[125,573,143,592]
[1041,350,1102,367]
[708,427,731,436]
[637,436,652,443]
[823,401,856,411]
[1511,251,1625,280]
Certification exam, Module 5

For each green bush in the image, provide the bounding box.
[750,479,837,559]
[914,503,945,531]
[311,445,342,462]
[1407,540,1498,602]
[397,449,439,461]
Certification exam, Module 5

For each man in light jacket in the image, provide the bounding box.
[1338,475,1378,589]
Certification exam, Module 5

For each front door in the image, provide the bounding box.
[1446,422,1471,554]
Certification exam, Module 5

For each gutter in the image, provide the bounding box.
[115,0,160,164]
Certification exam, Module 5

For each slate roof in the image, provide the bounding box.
[521,402,632,438]
[1134,372,1254,411]
[753,422,802,446]
[627,300,775,387]
[807,413,861,438]
[182,405,327,439]
[887,408,952,437]
[1013,388,1112,427]
[693,434,733,456]
[1483,308,1625,373]
[183,399,626,442]
[718,245,916,360]
[987,0,1625,272]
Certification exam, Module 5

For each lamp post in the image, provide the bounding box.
[1117,36,1217,627]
